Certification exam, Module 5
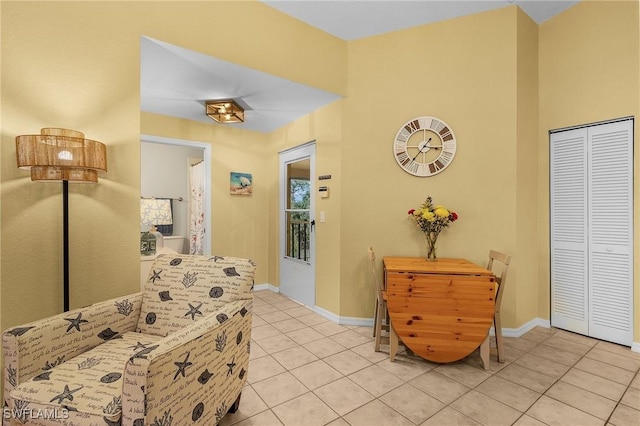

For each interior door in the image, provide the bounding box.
[587,120,633,345]
[550,128,589,335]
[279,143,316,307]
[550,119,633,346]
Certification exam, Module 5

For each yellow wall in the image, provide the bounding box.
[339,7,522,318]
[515,8,540,327]
[1,0,639,344]
[538,0,640,339]
[267,102,345,314]
[0,0,346,332]
[0,0,3,337]
[140,112,272,280]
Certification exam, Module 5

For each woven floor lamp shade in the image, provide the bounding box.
[16,128,107,182]
[15,128,107,312]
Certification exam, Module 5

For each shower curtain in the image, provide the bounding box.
[189,160,205,254]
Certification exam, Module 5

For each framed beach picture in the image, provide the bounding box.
[230,172,253,195]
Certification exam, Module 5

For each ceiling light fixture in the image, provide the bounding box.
[206,99,244,124]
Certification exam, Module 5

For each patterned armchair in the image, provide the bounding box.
[3,254,255,426]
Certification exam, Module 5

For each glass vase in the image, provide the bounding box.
[425,231,439,261]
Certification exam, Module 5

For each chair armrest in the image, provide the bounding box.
[3,293,142,397]
[121,298,252,425]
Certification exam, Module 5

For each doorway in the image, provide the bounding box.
[279,142,316,307]
[141,135,212,255]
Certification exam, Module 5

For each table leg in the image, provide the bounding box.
[389,322,398,362]
[479,335,490,370]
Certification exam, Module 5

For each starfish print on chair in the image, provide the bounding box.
[64,313,88,332]
[226,356,236,377]
[173,352,193,380]
[49,384,83,404]
[184,302,203,320]
[128,341,150,351]
[149,269,163,283]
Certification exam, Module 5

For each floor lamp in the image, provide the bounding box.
[16,128,107,312]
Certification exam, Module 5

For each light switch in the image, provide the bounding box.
[320,211,326,223]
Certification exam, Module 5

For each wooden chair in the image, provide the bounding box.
[368,246,399,360]
[487,249,511,363]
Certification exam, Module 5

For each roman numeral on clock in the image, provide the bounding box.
[395,131,409,143]
[440,150,454,164]
[396,151,410,165]
[405,119,421,133]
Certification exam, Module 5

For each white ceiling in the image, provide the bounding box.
[262,0,580,41]
[140,1,579,133]
[140,37,342,133]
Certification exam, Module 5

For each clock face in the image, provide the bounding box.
[393,116,457,177]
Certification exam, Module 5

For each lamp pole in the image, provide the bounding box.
[63,180,69,312]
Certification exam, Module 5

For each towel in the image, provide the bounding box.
[140,198,173,226]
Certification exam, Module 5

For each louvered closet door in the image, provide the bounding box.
[550,128,589,335]
[588,120,633,346]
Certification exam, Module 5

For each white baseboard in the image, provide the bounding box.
[493,320,640,352]
[254,285,372,326]
[254,283,279,293]
[313,305,374,327]
[312,305,340,323]
[255,286,557,332]
[255,285,640,350]
[490,317,551,338]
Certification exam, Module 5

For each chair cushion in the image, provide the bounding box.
[137,254,255,336]
[9,331,163,423]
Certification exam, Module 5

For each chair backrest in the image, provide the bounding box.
[487,250,511,313]
[137,254,255,336]
[368,246,384,298]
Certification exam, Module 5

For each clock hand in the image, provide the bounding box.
[412,137,432,161]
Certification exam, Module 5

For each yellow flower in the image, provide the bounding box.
[434,207,449,217]
[422,211,436,221]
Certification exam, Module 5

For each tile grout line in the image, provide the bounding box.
[519,336,637,425]
[602,366,640,426]
[241,292,640,426]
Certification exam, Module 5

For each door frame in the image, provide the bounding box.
[141,134,212,255]
[279,141,316,307]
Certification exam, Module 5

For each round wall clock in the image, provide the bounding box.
[393,116,457,177]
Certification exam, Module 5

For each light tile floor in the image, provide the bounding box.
[220,290,640,426]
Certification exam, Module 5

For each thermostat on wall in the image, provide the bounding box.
[319,186,329,198]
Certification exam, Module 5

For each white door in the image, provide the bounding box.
[279,143,316,307]
[550,128,589,335]
[587,120,633,345]
[550,119,633,346]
